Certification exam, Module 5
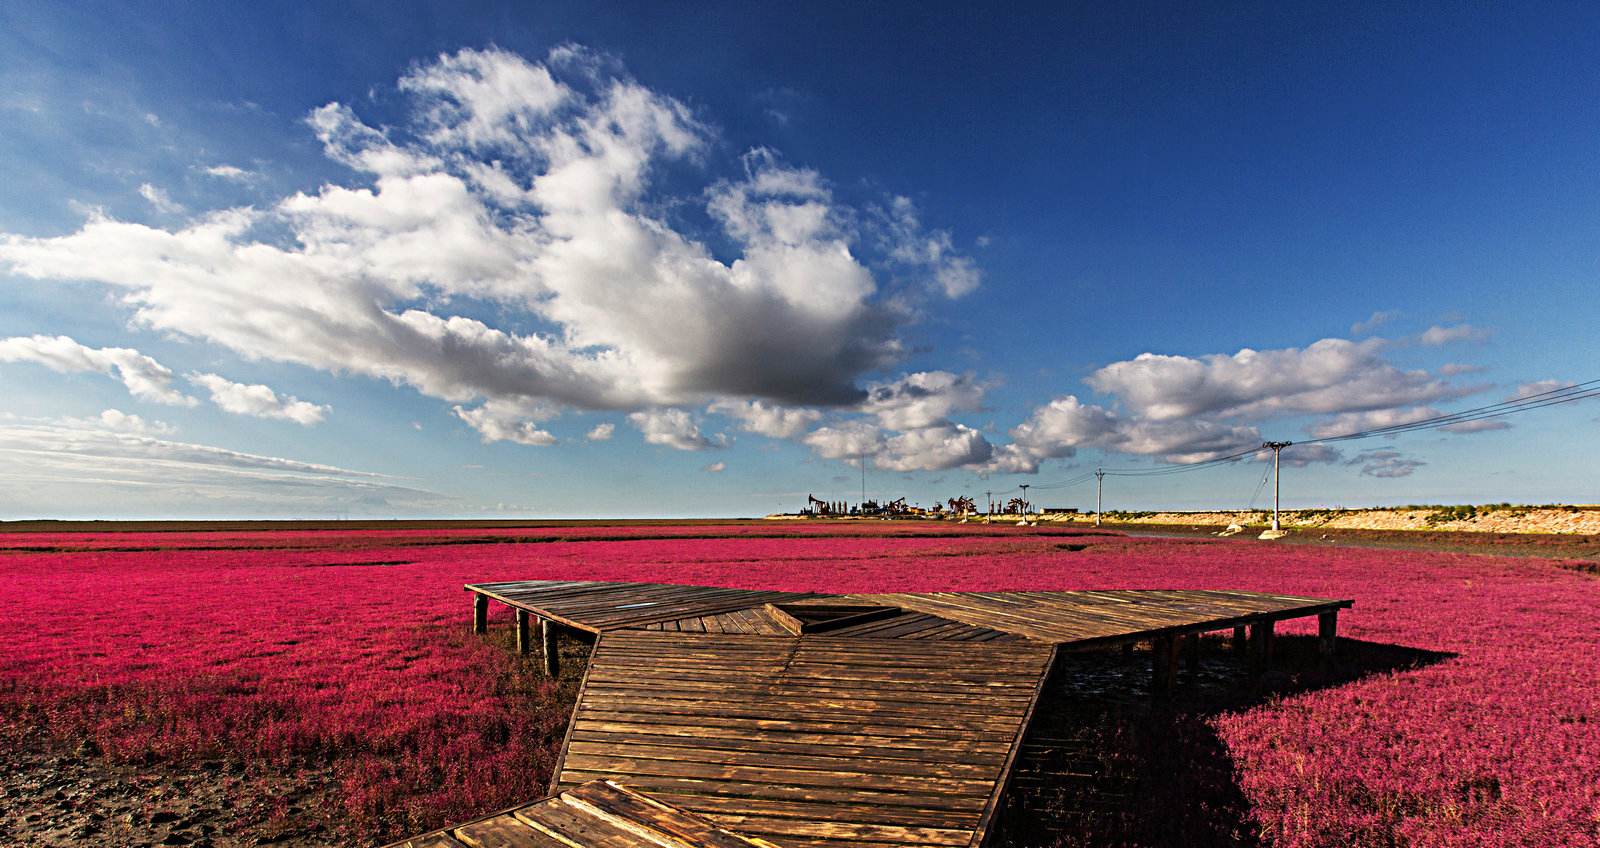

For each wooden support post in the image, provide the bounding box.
[472,593,488,634]
[515,609,531,654]
[1122,640,1136,658]
[1151,635,1178,699]
[540,619,559,677]
[1184,633,1201,682]
[1318,610,1339,662]
[1232,625,1248,655]
[1249,620,1274,674]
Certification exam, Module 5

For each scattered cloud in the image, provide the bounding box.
[585,421,615,442]
[187,372,329,425]
[201,164,257,182]
[1419,323,1490,346]
[1306,406,1441,439]
[702,461,726,473]
[1347,449,1425,478]
[1438,419,1510,434]
[859,371,985,430]
[137,182,185,214]
[873,196,981,298]
[64,409,174,436]
[1439,362,1486,377]
[629,408,724,451]
[1351,310,1400,335]
[0,335,196,406]
[1257,443,1343,467]
[1511,379,1572,400]
[453,398,556,445]
[710,399,821,439]
[802,421,886,465]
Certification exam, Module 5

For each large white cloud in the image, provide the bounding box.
[1086,338,1470,422]
[0,46,978,447]
[0,335,196,406]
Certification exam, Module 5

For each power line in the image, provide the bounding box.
[1303,379,1600,444]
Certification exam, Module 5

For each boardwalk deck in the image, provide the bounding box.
[553,630,1055,848]
[395,580,1352,847]
[387,779,782,848]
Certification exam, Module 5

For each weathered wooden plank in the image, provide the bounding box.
[561,781,782,848]
[452,813,561,847]
[398,835,469,848]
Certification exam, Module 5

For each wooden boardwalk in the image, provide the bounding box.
[555,630,1054,847]
[390,779,781,847]
[391,580,1351,847]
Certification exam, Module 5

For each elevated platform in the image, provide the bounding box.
[399,580,1352,847]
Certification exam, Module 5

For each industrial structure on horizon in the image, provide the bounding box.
[795,493,1077,519]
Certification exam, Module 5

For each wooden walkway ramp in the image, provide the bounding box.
[391,779,781,848]
[390,580,1351,848]
[555,630,1053,847]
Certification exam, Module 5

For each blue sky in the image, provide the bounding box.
[1,2,1597,518]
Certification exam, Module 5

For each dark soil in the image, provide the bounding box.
[0,723,340,847]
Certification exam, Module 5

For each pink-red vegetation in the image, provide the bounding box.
[1,527,1597,845]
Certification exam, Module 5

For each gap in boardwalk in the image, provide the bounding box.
[996,635,1454,848]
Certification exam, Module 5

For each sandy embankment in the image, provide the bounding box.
[1034,506,1600,535]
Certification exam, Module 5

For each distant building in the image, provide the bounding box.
[1040,507,1079,514]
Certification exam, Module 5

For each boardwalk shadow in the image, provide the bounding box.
[995,636,1454,848]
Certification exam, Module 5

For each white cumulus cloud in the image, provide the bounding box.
[0,46,979,446]
[629,408,724,451]
[709,399,822,439]
[0,335,196,406]
[187,372,329,425]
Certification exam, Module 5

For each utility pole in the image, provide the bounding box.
[985,490,993,522]
[860,454,866,508]
[1262,442,1293,532]
[1094,468,1105,527]
[1019,484,1030,515]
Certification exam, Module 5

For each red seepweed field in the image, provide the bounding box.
[1,521,1597,847]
